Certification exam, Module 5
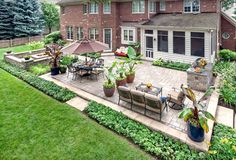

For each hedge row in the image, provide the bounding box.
[86,101,236,160]
[0,61,76,102]
[219,49,236,61]
[153,59,190,71]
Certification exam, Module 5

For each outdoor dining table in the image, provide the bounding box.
[136,83,163,97]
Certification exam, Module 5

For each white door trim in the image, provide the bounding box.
[103,28,112,52]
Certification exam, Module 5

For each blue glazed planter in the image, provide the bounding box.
[51,67,60,75]
[187,120,204,142]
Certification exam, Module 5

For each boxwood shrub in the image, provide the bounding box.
[86,101,236,160]
[0,61,76,102]
[153,58,191,71]
[219,49,236,61]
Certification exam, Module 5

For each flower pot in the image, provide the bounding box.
[187,120,204,142]
[126,74,135,83]
[116,78,127,87]
[60,66,67,74]
[51,67,60,75]
[103,86,115,97]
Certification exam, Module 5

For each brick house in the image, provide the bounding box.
[58,0,236,63]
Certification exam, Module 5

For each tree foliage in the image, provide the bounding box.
[222,0,235,10]
[41,1,59,33]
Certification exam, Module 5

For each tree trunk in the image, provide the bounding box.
[49,27,52,34]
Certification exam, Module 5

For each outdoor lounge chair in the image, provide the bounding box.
[145,94,167,121]
[117,86,132,107]
[130,89,146,112]
[167,87,186,110]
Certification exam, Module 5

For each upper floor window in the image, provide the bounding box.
[89,28,99,40]
[121,27,136,44]
[61,7,65,14]
[77,27,83,40]
[184,0,200,13]
[160,0,166,11]
[89,2,99,14]
[149,1,156,13]
[103,2,111,14]
[132,0,145,13]
[66,26,73,40]
[83,4,88,14]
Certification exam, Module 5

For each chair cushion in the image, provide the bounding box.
[145,94,163,112]
[118,86,132,101]
[130,89,145,107]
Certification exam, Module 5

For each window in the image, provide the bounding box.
[191,32,204,57]
[149,1,156,13]
[173,32,185,55]
[89,2,99,14]
[121,27,136,44]
[66,26,73,40]
[160,0,166,11]
[145,30,153,34]
[83,4,88,14]
[158,31,168,52]
[103,2,111,14]
[89,28,99,40]
[184,0,200,13]
[222,32,230,39]
[77,27,83,40]
[61,7,65,14]
[132,0,145,13]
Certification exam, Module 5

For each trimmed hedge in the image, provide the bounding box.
[153,59,191,71]
[219,49,236,61]
[0,61,76,102]
[86,101,236,160]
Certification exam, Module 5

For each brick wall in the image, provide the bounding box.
[221,16,236,51]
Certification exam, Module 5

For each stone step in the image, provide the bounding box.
[216,105,234,128]
[66,97,88,111]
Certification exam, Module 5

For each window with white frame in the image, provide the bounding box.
[149,1,156,13]
[83,4,88,14]
[89,28,99,40]
[77,27,83,40]
[132,0,145,13]
[184,0,200,13]
[121,27,136,44]
[103,2,111,14]
[89,2,99,14]
[66,26,73,40]
[160,0,166,11]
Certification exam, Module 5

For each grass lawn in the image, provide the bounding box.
[0,44,43,60]
[0,69,152,160]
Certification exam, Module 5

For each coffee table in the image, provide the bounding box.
[136,83,162,96]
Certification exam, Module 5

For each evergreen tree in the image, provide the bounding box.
[0,0,14,40]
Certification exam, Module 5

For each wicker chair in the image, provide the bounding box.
[130,89,146,112]
[145,94,167,121]
[167,87,186,110]
[117,86,132,106]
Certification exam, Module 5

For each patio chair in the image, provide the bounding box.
[96,58,105,68]
[76,68,90,82]
[67,65,77,80]
[130,89,146,112]
[117,86,132,107]
[145,94,167,121]
[167,87,186,110]
[91,68,104,80]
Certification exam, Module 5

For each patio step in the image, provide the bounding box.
[66,97,88,111]
[216,105,234,128]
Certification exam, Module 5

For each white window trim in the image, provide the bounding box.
[132,0,145,14]
[89,28,98,40]
[103,28,112,51]
[77,27,83,40]
[183,0,200,13]
[103,2,111,14]
[89,2,99,14]
[66,26,73,40]
[121,27,136,44]
[149,1,156,13]
[159,0,166,11]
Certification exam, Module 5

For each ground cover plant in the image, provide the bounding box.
[0,69,151,160]
[86,101,236,160]
[153,58,191,71]
[0,61,76,102]
[29,64,50,76]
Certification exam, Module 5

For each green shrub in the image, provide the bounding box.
[27,41,44,51]
[86,101,236,160]
[153,58,191,71]
[219,49,236,61]
[0,61,76,102]
[60,55,75,66]
[44,31,66,45]
[29,64,50,76]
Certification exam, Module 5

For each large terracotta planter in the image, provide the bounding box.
[126,73,135,83]
[116,78,127,87]
[187,120,204,142]
[103,86,115,97]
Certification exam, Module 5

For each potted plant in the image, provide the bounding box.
[45,44,63,76]
[24,55,31,60]
[103,63,116,97]
[115,61,127,87]
[178,85,215,142]
[59,55,74,74]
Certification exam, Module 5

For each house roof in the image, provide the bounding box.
[140,13,219,30]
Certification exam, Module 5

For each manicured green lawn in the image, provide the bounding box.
[0,69,152,160]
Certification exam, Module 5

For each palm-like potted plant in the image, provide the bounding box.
[178,85,215,142]
[103,62,116,97]
[59,55,74,74]
[115,61,127,87]
[45,44,63,75]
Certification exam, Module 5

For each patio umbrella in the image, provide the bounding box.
[61,38,109,63]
